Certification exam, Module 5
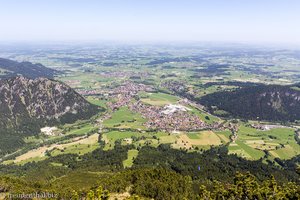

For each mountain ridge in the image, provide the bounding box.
[0,58,57,79]
[200,85,300,122]
[0,76,99,155]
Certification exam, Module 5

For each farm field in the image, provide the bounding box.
[228,140,265,160]
[50,134,100,157]
[58,72,115,89]
[101,129,231,153]
[101,130,176,150]
[6,134,100,165]
[228,125,300,160]
[215,130,232,143]
[173,131,224,150]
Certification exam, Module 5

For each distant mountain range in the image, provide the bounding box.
[0,76,99,155]
[0,58,57,79]
[200,85,300,122]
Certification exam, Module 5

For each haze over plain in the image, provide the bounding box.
[0,0,299,45]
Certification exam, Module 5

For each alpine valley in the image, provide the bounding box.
[0,44,299,199]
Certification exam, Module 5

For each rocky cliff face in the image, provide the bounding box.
[0,76,98,135]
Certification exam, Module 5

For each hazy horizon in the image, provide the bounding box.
[1,0,300,46]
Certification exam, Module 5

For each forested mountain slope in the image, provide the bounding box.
[0,58,56,79]
[200,85,300,121]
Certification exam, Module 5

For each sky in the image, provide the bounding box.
[0,0,299,45]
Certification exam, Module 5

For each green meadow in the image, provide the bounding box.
[103,107,147,130]
[123,149,139,168]
[228,125,299,160]
[139,92,180,106]
[86,96,108,108]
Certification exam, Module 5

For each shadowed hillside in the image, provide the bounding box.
[0,58,57,79]
[200,85,300,121]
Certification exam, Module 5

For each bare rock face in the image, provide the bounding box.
[0,76,98,135]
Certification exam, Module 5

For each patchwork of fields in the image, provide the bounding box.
[228,125,300,160]
[2,69,300,168]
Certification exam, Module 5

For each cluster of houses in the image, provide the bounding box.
[250,123,285,131]
[106,81,153,110]
[129,101,208,131]
[78,89,104,96]
[98,71,149,79]
[100,81,225,132]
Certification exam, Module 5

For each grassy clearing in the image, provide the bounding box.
[13,146,52,164]
[59,72,114,89]
[103,130,148,150]
[228,144,252,159]
[137,139,159,147]
[157,134,178,144]
[17,156,48,165]
[123,149,139,168]
[51,143,99,157]
[103,130,179,150]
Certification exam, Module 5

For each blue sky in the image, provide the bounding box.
[0,0,299,44]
